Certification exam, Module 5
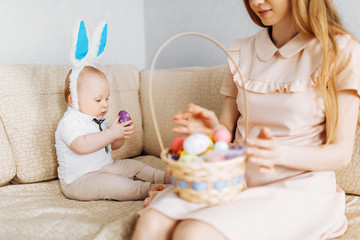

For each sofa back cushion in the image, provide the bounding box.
[0,65,142,184]
[336,113,360,196]
[0,119,16,186]
[99,66,143,162]
[140,65,226,156]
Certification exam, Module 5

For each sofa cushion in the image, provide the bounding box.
[0,119,16,186]
[336,113,360,196]
[0,180,143,240]
[0,156,165,240]
[342,195,360,239]
[140,66,226,156]
[0,65,143,184]
[0,155,358,240]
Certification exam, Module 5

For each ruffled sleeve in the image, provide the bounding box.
[220,39,243,98]
[227,39,246,86]
[220,65,238,98]
[335,35,360,97]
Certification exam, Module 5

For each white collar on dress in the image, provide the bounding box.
[255,29,315,61]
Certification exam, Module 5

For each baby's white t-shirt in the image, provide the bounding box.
[55,107,113,185]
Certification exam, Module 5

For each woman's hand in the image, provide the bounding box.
[246,127,280,175]
[172,103,220,135]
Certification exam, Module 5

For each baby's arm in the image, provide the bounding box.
[111,138,125,151]
[70,117,135,154]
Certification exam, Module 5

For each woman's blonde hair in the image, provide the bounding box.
[243,0,351,144]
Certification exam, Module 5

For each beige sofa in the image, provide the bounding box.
[0,64,359,240]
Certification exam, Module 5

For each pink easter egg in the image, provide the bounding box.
[170,136,187,153]
[213,128,232,143]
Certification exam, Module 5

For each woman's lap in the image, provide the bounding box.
[139,171,346,240]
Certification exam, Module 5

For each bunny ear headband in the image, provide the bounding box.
[69,20,108,110]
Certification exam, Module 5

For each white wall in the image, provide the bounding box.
[144,0,259,69]
[334,0,360,40]
[1,0,359,70]
[0,0,145,69]
[144,0,360,69]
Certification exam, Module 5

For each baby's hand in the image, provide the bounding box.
[246,127,280,175]
[108,116,136,140]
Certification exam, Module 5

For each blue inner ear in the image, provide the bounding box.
[97,23,107,57]
[75,21,89,60]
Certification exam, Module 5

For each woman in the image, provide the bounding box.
[132,0,360,239]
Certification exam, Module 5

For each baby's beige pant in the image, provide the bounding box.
[61,159,165,201]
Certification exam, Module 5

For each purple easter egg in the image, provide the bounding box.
[230,144,246,152]
[118,110,132,126]
[168,153,179,161]
[226,145,246,160]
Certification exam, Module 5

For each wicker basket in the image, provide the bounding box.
[149,32,249,204]
[161,149,246,204]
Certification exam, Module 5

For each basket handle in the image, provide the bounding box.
[149,32,248,153]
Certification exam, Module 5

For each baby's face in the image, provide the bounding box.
[77,73,110,120]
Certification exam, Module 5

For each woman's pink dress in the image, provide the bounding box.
[140,29,360,240]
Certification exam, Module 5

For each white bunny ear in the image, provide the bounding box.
[89,22,108,63]
[69,20,89,110]
[70,20,89,67]
[68,21,107,110]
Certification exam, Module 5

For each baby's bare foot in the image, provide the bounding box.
[144,184,164,207]
[150,184,164,191]
[143,191,159,207]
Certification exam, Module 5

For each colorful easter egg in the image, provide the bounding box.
[170,136,187,152]
[168,153,179,160]
[178,154,197,163]
[118,110,132,126]
[229,144,246,155]
[179,150,187,158]
[207,136,214,149]
[201,136,214,155]
[213,141,229,151]
[225,146,246,160]
[213,128,232,143]
[183,133,211,155]
[202,148,213,155]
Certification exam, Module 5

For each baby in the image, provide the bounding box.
[55,66,171,202]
